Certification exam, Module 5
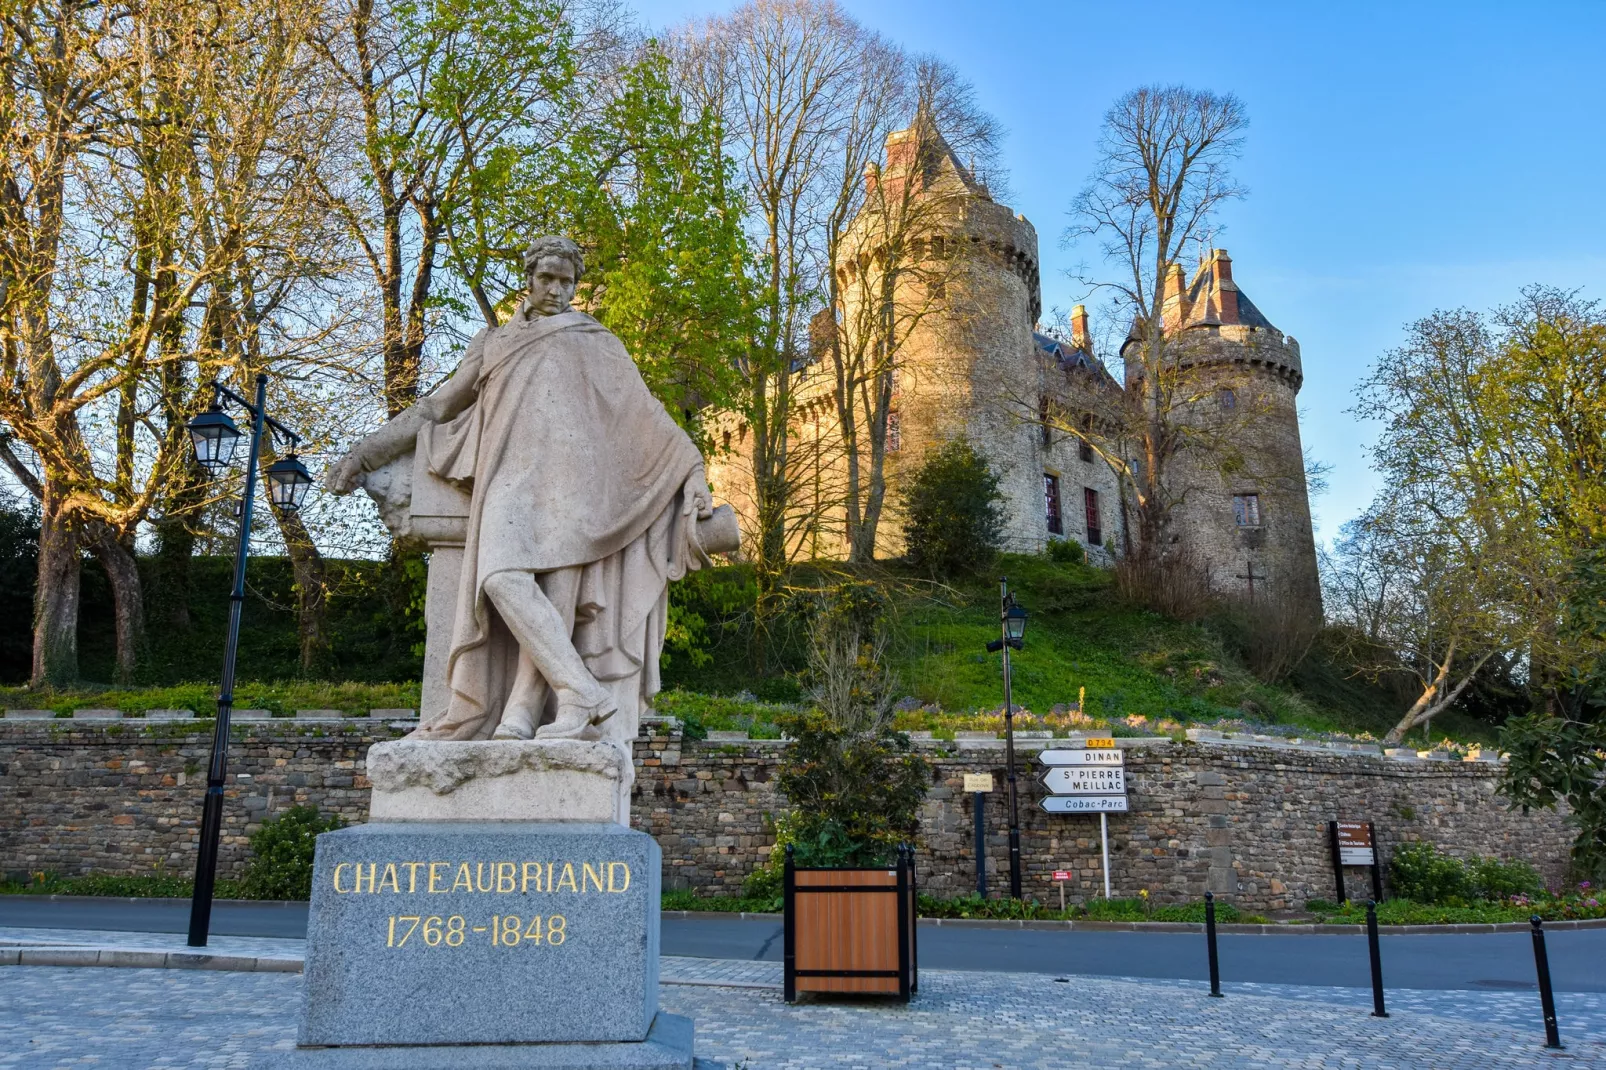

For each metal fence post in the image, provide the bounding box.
[783,845,796,1003]
[1205,891,1222,998]
[1366,900,1388,1017]
[1530,915,1563,1049]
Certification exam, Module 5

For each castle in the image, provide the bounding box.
[707,118,1320,613]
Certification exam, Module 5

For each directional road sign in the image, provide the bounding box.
[1040,765,1126,794]
[1038,748,1123,767]
[1041,795,1128,814]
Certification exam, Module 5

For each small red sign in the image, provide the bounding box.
[1053,870,1072,882]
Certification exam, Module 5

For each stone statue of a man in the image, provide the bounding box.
[328,236,719,747]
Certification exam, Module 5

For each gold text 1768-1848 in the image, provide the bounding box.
[384,914,567,949]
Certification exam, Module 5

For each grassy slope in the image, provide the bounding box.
[665,554,1498,746]
[3,552,1495,745]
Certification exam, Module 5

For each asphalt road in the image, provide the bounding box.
[4,897,1602,992]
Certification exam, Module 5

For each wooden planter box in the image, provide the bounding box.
[782,844,918,1002]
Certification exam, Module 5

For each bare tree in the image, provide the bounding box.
[677,0,861,584]
[0,0,357,682]
[1059,86,1248,567]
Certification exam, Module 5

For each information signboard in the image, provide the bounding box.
[963,773,994,793]
[1336,822,1375,865]
[1040,766,1127,794]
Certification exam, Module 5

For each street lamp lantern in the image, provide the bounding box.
[265,454,314,512]
[184,377,312,948]
[187,404,242,471]
[1004,602,1028,645]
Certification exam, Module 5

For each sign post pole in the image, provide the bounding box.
[1327,820,1346,904]
[964,773,993,898]
[1368,821,1383,902]
[1100,812,1111,899]
[974,790,986,898]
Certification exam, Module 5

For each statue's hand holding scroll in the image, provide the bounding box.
[681,467,714,521]
[326,448,368,496]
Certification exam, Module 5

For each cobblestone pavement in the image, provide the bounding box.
[2,959,1602,1069]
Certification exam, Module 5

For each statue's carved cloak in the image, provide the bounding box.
[415,310,705,740]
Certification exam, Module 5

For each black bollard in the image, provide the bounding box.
[1366,900,1388,1017]
[1205,891,1222,997]
[1530,915,1563,1049]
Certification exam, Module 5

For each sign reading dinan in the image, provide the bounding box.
[1039,766,1127,794]
[1037,748,1124,767]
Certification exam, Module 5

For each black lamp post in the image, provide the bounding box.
[985,578,1028,899]
[185,375,311,947]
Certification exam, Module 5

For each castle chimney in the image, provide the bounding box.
[1070,304,1091,350]
[1210,248,1240,324]
[863,161,880,197]
[1162,262,1187,330]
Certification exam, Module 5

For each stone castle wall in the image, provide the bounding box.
[0,719,1572,911]
[1154,325,1322,611]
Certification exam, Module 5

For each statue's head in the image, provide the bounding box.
[522,236,584,317]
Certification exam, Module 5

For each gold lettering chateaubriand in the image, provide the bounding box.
[607,862,631,893]
[429,862,447,893]
[332,863,352,894]
[582,863,604,893]
[556,863,577,893]
[378,863,400,894]
[452,863,474,893]
[522,861,542,893]
[497,862,516,893]
[355,863,377,894]
[404,862,425,894]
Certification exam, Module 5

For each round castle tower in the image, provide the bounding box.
[1123,249,1321,615]
[838,120,1057,556]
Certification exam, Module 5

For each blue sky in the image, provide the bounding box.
[631,0,1606,543]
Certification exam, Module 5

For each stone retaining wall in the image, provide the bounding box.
[0,719,1575,911]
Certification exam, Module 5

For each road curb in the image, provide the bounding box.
[663,910,1606,935]
[0,895,304,908]
[1,946,302,972]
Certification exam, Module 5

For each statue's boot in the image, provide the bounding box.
[535,694,616,740]
[491,702,539,740]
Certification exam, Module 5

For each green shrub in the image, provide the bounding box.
[1388,842,1470,904]
[1467,855,1544,900]
[240,806,344,901]
[1046,538,1085,565]
[901,438,1005,577]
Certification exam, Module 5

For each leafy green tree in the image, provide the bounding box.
[1502,541,1606,879]
[314,0,590,413]
[900,437,1004,577]
[1346,288,1606,744]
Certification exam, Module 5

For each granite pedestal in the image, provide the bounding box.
[254,740,698,1069]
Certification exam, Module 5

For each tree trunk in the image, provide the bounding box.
[89,531,145,685]
[267,491,330,674]
[31,499,81,687]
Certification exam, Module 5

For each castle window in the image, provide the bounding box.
[1220,388,1237,411]
[1038,396,1052,448]
[1233,493,1261,527]
[1079,415,1094,463]
[1084,487,1102,547]
[722,429,731,451]
[886,410,901,452]
[1044,474,1063,535]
